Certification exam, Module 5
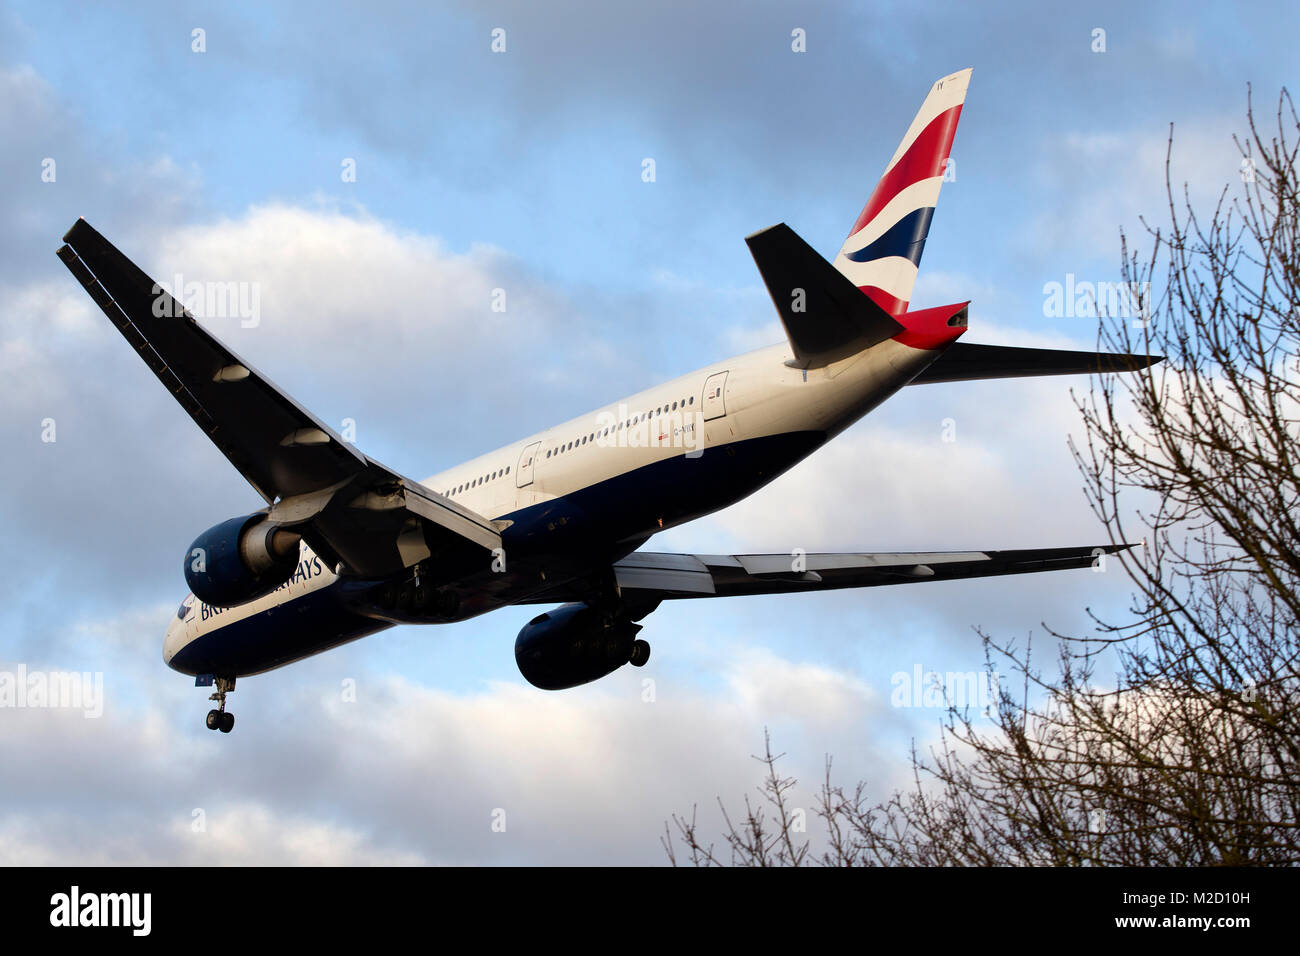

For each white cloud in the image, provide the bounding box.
[0,805,428,866]
[0,600,921,866]
[1026,116,1248,263]
[139,202,560,366]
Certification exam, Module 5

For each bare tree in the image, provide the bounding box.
[666,88,1300,866]
[662,730,810,867]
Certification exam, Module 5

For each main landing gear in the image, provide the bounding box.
[629,638,651,667]
[204,676,236,733]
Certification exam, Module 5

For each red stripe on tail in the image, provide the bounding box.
[848,105,963,237]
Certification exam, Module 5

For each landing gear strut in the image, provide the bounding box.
[204,677,236,733]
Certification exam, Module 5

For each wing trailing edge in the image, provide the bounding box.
[523,543,1136,607]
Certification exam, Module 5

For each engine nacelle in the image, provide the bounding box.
[184,513,302,608]
[515,603,643,690]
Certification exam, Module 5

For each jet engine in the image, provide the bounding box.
[183,513,302,608]
[514,603,651,690]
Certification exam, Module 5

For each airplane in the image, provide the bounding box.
[57,68,1158,733]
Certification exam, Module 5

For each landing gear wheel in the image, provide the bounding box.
[629,639,651,667]
[435,589,460,618]
[204,677,237,733]
[413,582,431,610]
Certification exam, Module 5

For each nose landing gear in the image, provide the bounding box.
[203,676,236,733]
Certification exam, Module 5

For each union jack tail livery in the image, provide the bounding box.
[833,67,971,315]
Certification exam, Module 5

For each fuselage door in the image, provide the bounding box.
[702,370,729,422]
[516,441,542,488]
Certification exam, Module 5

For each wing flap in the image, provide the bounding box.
[400,479,507,554]
[613,552,716,595]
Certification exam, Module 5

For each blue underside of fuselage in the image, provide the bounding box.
[168,429,827,678]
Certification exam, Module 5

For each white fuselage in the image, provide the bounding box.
[163,335,945,674]
[421,338,931,516]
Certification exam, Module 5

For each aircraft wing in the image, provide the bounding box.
[908,342,1162,385]
[523,544,1132,613]
[57,218,502,578]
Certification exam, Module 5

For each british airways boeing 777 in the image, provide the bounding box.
[57,69,1158,732]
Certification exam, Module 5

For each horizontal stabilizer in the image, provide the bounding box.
[746,223,904,369]
[908,342,1163,385]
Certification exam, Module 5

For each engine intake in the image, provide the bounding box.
[515,603,644,690]
[184,513,302,608]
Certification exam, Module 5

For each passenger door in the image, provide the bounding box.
[702,370,729,422]
[516,441,542,488]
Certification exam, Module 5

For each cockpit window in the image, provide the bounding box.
[177,601,191,620]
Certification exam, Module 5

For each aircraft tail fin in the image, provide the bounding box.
[833,68,971,315]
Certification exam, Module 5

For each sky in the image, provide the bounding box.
[0,0,1294,865]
